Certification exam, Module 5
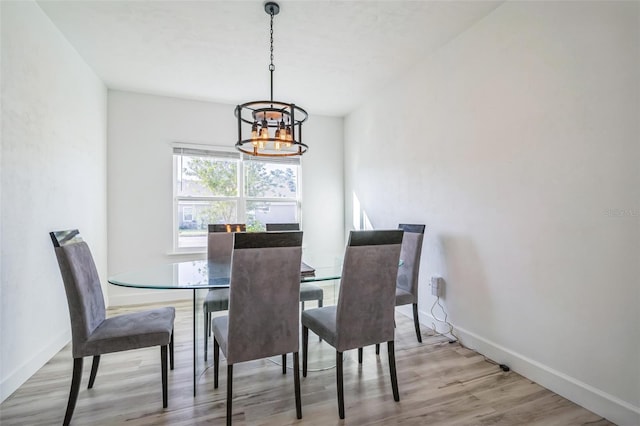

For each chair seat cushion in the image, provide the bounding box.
[79,307,175,358]
[300,282,323,302]
[212,315,230,356]
[301,306,337,347]
[395,287,416,306]
[204,288,230,311]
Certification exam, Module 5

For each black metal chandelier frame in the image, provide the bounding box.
[235,1,309,157]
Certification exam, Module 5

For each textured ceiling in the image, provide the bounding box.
[38,1,503,116]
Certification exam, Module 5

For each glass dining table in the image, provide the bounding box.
[108,259,342,396]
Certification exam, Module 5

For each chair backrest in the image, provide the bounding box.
[335,230,404,352]
[226,231,303,364]
[396,224,425,295]
[207,224,246,284]
[209,224,246,233]
[50,230,106,358]
[265,223,300,231]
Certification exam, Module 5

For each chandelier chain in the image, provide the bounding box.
[269,10,275,72]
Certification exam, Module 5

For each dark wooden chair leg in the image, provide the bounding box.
[387,341,399,402]
[88,355,100,389]
[358,347,363,364]
[337,351,345,419]
[375,343,380,355]
[293,352,302,419]
[413,303,422,343]
[169,330,175,370]
[63,358,83,426]
[302,326,309,377]
[226,364,233,426]
[282,354,287,374]
[214,338,220,389]
[204,307,209,362]
[161,345,168,408]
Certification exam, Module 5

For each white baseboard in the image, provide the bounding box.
[0,329,70,403]
[396,305,640,426]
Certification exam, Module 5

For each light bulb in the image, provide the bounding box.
[259,124,266,148]
[260,116,269,145]
[251,122,258,146]
[279,118,286,141]
[285,126,293,147]
[259,116,269,149]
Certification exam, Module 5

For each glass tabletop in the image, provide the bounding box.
[108,260,342,290]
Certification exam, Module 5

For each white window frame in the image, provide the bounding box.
[172,144,302,252]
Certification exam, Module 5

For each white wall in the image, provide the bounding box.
[0,1,107,402]
[299,114,345,265]
[344,2,639,424]
[107,90,344,305]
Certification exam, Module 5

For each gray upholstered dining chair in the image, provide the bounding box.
[50,229,175,426]
[264,222,300,232]
[375,223,426,355]
[203,224,246,361]
[212,231,303,425]
[370,223,425,356]
[301,230,403,419]
[265,223,324,311]
[395,223,426,341]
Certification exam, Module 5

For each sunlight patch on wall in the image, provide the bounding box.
[352,192,373,230]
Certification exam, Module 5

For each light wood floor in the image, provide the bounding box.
[0,300,612,425]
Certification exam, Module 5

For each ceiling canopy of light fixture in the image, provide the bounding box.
[234,1,309,157]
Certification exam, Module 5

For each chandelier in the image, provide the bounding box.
[235,2,308,157]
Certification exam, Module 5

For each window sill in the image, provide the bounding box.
[166,250,206,257]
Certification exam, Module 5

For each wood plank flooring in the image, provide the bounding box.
[0,300,613,425]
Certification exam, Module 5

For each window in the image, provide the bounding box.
[173,146,301,250]
[182,206,194,222]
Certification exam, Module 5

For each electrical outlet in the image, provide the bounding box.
[431,277,444,297]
